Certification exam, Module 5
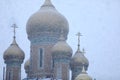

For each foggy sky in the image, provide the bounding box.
[0,0,120,80]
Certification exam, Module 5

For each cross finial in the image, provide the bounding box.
[81,63,86,74]
[11,23,18,39]
[82,48,86,54]
[76,32,82,50]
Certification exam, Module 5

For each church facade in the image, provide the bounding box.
[3,0,92,80]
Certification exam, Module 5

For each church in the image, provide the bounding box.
[3,0,92,80]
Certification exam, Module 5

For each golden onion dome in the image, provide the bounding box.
[70,32,89,70]
[70,49,89,69]
[26,0,69,40]
[3,38,25,63]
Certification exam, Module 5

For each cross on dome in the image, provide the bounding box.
[11,23,18,39]
[76,32,82,51]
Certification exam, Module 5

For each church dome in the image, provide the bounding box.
[70,49,89,70]
[24,59,30,73]
[75,66,92,80]
[52,34,72,58]
[26,0,69,40]
[3,38,25,63]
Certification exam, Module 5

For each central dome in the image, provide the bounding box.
[26,0,69,40]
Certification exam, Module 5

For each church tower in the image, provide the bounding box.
[52,31,73,80]
[3,24,25,80]
[26,0,70,78]
[70,32,89,80]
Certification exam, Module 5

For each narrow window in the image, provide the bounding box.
[52,60,54,68]
[8,71,13,80]
[39,48,43,67]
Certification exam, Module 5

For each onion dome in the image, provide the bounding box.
[75,66,92,80]
[24,59,30,73]
[3,37,25,63]
[70,32,89,70]
[26,0,69,40]
[70,49,89,70]
[52,31,72,58]
[3,24,25,63]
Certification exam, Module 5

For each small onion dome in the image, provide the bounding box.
[24,59,30,73]
[3,38,25,63]
[75,66,92,80]
[52,34,72,58]
[70,49,89,70]
[26,0,69,40]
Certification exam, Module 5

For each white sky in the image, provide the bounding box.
[0,0,120,80]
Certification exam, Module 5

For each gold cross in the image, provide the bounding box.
[11,24,18,38]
